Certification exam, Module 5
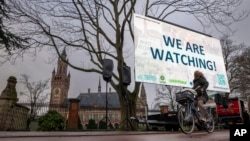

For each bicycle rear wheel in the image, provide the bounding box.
[204,113,215,133]
[177,105,195,134]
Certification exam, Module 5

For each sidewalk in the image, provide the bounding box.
[0,131,171,138]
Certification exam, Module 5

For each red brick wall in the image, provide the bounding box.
[68,99,80,129]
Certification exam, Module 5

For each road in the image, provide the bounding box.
[0,130,229,141]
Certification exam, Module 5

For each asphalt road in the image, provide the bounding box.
[0,130,229,141]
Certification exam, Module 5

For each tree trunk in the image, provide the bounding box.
[115,84,138,131]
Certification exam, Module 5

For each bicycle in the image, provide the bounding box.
[175,88,215,134]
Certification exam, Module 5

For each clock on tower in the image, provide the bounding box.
[53,87,61,95]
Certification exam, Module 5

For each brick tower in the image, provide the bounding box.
[50,49,71,107]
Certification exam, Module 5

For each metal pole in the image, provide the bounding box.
[106,81,108,129]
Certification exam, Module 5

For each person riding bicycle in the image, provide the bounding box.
[192,70,209,122]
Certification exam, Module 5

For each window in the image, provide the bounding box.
[109,114,112,120]
[94,114,98,120]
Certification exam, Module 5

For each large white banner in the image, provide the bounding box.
[134,13,230,92]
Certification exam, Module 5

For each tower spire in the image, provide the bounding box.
[98,76,101,92]
[140,83,147,106]
[61,47,67,59]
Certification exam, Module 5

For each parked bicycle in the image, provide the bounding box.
[176,88,215,134]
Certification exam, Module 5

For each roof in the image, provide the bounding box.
[77,92,120,108]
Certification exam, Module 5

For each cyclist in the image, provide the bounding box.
[192,70,209,122]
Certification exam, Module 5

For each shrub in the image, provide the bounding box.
[99,120,107,129]
[86,119,97,129]
[37,110,66,131]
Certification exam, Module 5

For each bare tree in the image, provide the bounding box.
[220,35,246,93]
[220,35,250,100]
[5,0,249,130]
[0,0,28,56]
[233,47,250,99]
[152,85,181,111]
[19,74,49,130]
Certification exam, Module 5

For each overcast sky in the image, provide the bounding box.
[0,0,249,108]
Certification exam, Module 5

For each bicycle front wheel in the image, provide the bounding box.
[177,105,195,134]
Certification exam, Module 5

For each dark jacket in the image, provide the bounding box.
[192,76,209,96]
